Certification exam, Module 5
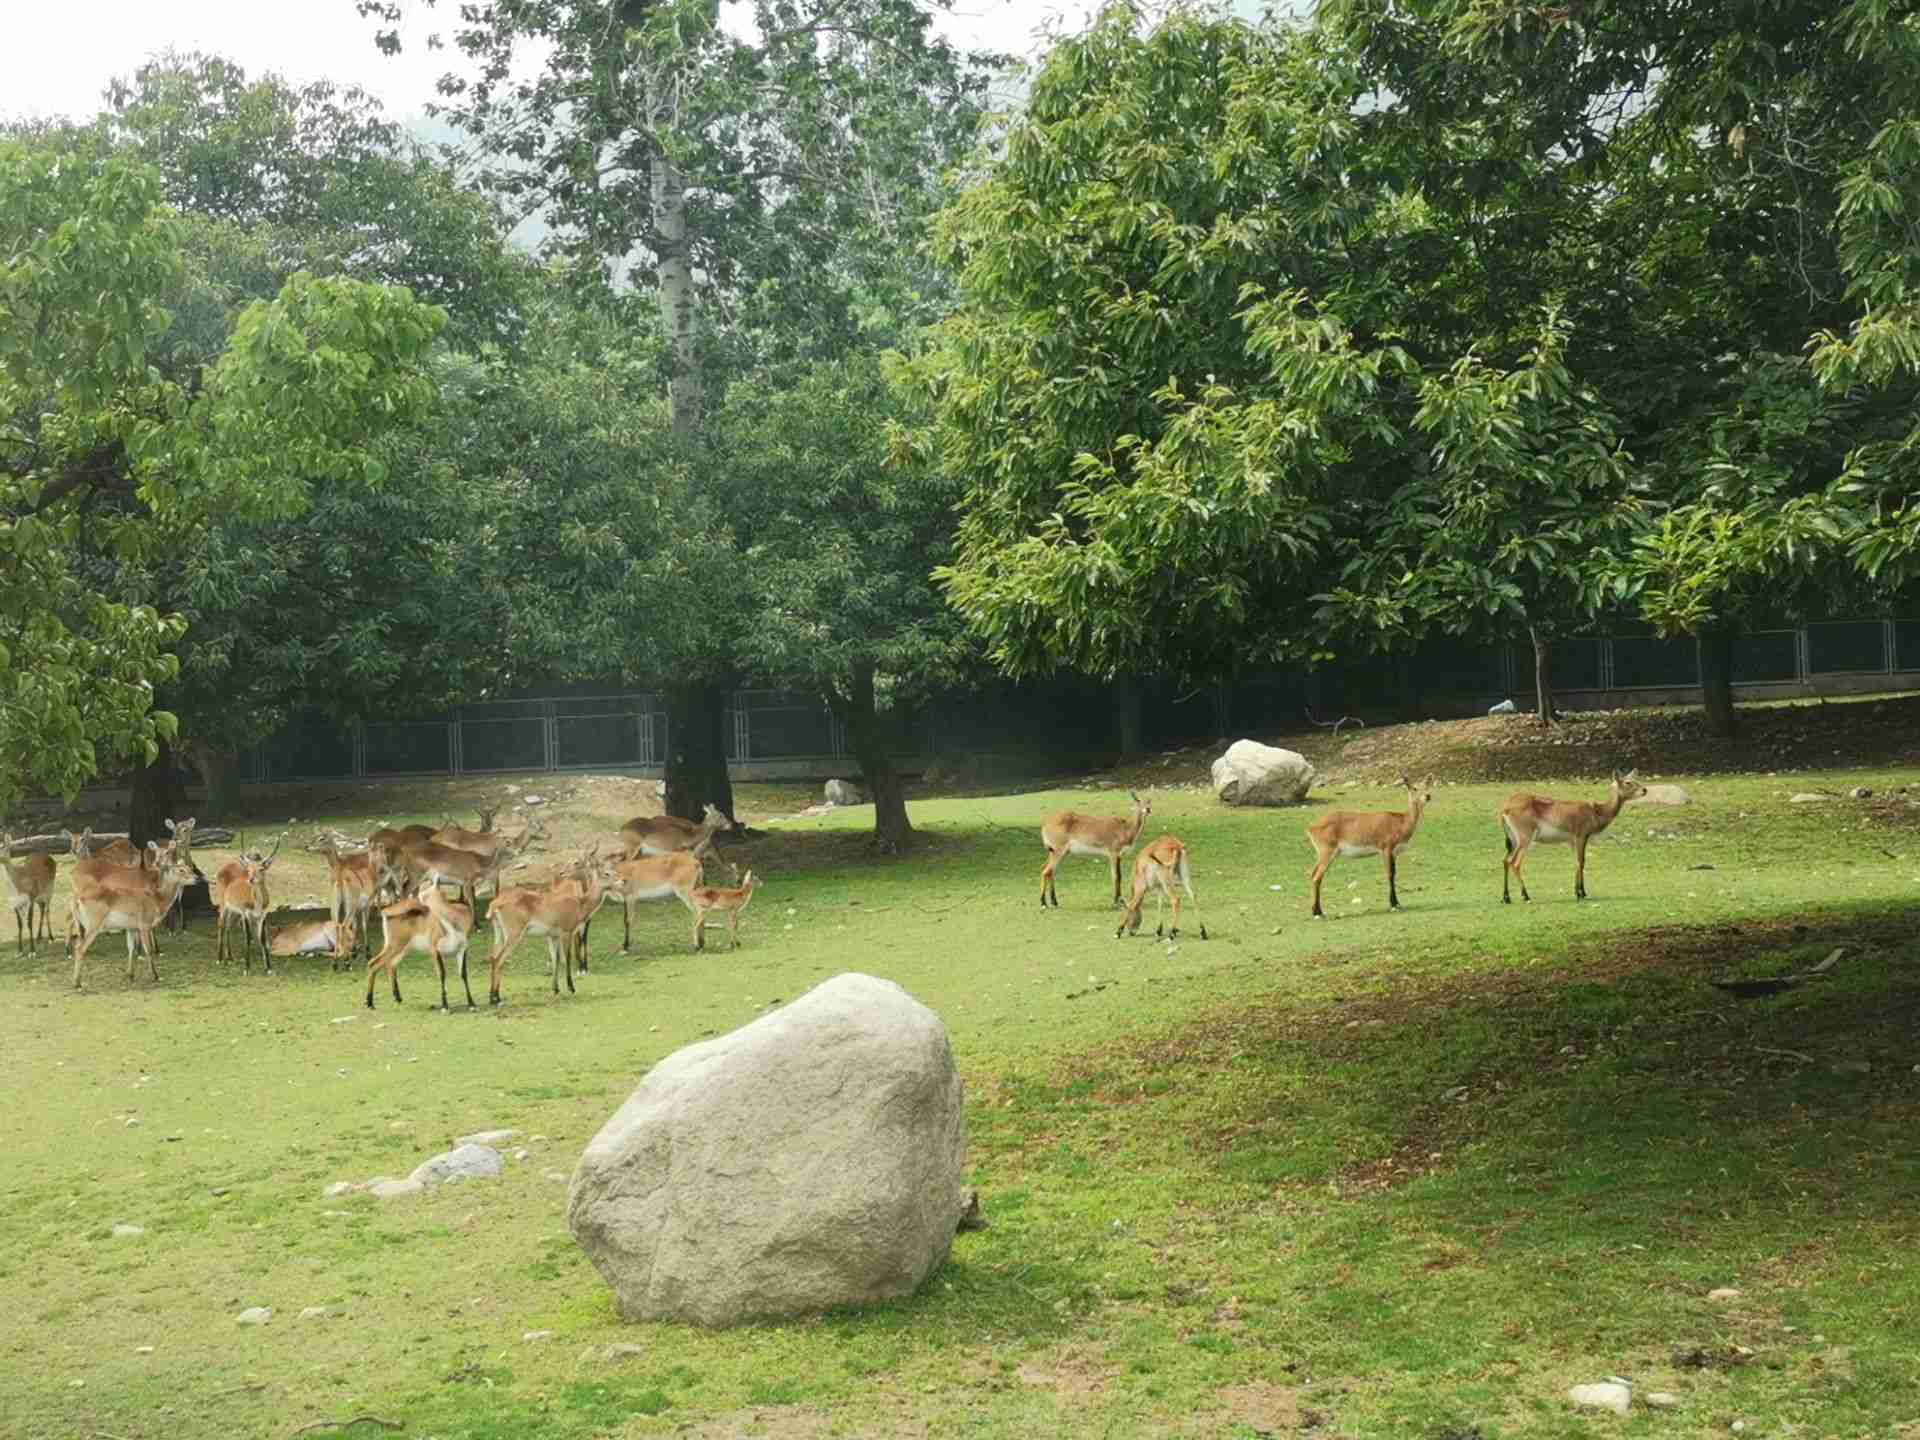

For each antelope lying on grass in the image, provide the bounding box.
[1,830,56,955]
[66,843,195,989]
[1306,776,1434,918]
[620,802,733,861]
[1116,835,1208,940]
[1500,769,1647,903]
[365,877,475,1010]
[1039,790,1152,909]
[689,866,761,952]
[268,915,357,967]
[214,834,283,971]
[485,850,619,1003]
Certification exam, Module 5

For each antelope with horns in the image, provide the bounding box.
[398,826,534,907]
[1116,835,1208,940]
[214,833,283,971]
[484,849,619,1004]
[688,865,761,952]
[620,802,733,862]
[1499,769,1647,903]
[1306,776,1435,918]
[600,805,729,954]
[431,802,499,851]
[66,842,195,989]
[1039,790,1152,909]
[313,837,378,967]
[365,877,475,1011]
[1,830,56,955]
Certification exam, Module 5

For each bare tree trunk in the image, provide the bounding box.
[1530,627,1557,725]
[653,151,700,440]
[1697,623,1737,737]
[835,663,914,852]
[128,735,184,849]
[664,682,735,823]
[1114,675,1144,760]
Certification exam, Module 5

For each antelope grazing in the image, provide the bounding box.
[214,834,282,971]
[1306,776,1435,918]
[1499,769,1647,903]
[1039,790,1152,909]
[689,866,761,952]
[603,805,728,952]
[1,830,56,955]
[484,850,619,1004]
[365,878,476,1010]
[66,842,195,988]
[1115,835,1208,940]
[619,802,732,861]
[268,915,357,967]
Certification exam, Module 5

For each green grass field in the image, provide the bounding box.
[4,763,1917,1438]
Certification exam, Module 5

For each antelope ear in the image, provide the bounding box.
[1624,768,1640,782]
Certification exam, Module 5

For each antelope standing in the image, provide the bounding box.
[268,915,358,967]
[603,806,729,952]
[431,803,499,854]
[315,839,378,966]
[214,834,282,971]
[366,822,438,898]
[365,877,476,1011]
[398,827,532,906]
[1116,835,1208,940]
[1500,770,1647,903]
[1,830,56,955]
[484,850,619,1004]
[1039,790,1152,908]
[689,866,761,952]
[1306,776,1435,918]
[66,843,195,989]
[619,803,732,861]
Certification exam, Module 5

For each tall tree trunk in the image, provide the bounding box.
[1114,675,1144,760]
[1530,626,1557,725]
[838,662,913,852]
[1697,623,1737,738]
[128,735,184,849]
[653,152,700,439]
[190,740,242,821]
[664,682,735,823]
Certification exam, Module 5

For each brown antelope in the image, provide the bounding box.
[600,805,728,953]
[366,822,439,898]
[1,830,56,955]
[1306,776,1434,918]
[1039,790,1152,909]
[689,866,761,952]
[66,842,195,989]
[268,914,358,967]
[397,827,531,906]
[1116,835,1208,940]
[213,833,282,971]
[314,839,378,965]
[1500,770,1647,903]
[365,877,476,1010]
[430,803,499,854]
[619,803,732,861]
[484,849,619,1004]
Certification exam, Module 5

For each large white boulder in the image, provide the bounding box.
[823,778,867,805]
[1211,740,1317,806]
[568,973,966,1327]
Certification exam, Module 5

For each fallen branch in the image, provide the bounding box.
[213,1381,269,1396]
[1754,1046,1815,1064]
[288,1418,402,1437]
[6,827,236,857]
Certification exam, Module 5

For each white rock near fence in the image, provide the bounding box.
[823,778,867,805]
[1211,740,1317,806]
[567,973,966,1327]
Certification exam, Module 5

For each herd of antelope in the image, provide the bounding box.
[0,768,1653,1000]
[0,797,762,1005]
[1038,769,1651,934]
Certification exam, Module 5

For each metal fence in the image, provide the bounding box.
[234,617,1920,784]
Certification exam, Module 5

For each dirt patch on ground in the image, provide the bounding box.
[1014,1343,1121,1403]
[1097,692,1920,793]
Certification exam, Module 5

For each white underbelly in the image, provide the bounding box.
[1337,842,1380,858]
[291,928,339,954]
[626,883,683,903]
[1532,822,1572,844]
[1066,839,1120,859]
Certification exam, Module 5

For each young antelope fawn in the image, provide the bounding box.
[365,878,475,1010]
[1500,769,1647,903]
[1,831,56,955]
[1306,776,1435,918]
[689,867,761,952]
[1039,790,1152,909]
[1116,835,1208,940]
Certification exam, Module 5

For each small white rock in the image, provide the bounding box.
[604,1342,646,1360]
[298,1306,329,1321]
[321,1181,359,1199]
[111,1223,145,1239]
[124,1117,141,1128]
[236,1307,273,1326]
[1567,1381,1632,1416]
[369,1177,425,1201]
[1708,1287,1742,1300]
[522,1330,554,1343]
[135,1346,155,1355]
[330,1016,355,1025]
[1645,1392,1679,1409]
[456,1128,519,1147]
[543,1169,568,1183]
[512,1148,529,1161]
[1732,1422,1746,1433]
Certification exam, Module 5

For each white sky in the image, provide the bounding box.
[1,0,1111,129]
